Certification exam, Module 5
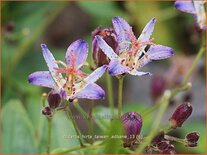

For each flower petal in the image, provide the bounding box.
[95,35,119,60]
[28,71,56,88]
[147,45,174,60]
[129,70,152,76]
[194,1,206,30]
[138,18,156,43]
[112,16,134,52]
[41,44,64,87]
[84,65,107,84]
[108,59,129,76]
[71,83,105,99]
[175,1,196,14]
[65,39,88,69]
[138,56,152,68]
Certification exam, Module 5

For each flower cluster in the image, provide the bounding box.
[27,12,201,153]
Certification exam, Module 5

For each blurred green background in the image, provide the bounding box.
[1,1,206,154]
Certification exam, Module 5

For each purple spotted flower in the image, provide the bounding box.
[95,17,174,76]
[175,0,206,30]
[28,39,107,101]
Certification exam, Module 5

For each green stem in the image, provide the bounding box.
[182,32,206,84]
[65,104,84,147]
[106,73,114,115]
[88,101,94,144]
[47,119,52,154]
[164,135,186,144]
[73,101,88,118]
[136,90,171,153]
[118,76,124,117]
[73,100,94,144]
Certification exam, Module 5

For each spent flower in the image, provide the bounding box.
[96,17,174,76]
[28,40,107,101]
[92,27,118,67]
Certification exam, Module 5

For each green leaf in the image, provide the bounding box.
[93,106,114,131]
[2,100,37,153]
[104,119,123,154]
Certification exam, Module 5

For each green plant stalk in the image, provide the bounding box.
[73,101,94,144]
[164,135,186,144]
[118,76,124,117]
[88,100,94,144]
[106,73,114,115]
[65,104,84,147]
[182,33,206,84]
[47,119,52,154]
[73,101,88,118]
[136,91,171,153]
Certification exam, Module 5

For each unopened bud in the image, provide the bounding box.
[48,91,62,109]
[121,112,142,147]
[161,144,176,154]
[151,131,165,145]
[157,140,170,151]
[185,131,200,147]
[169,102,193,129]
[42,106,53,119]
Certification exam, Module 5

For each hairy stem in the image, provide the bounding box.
[118,76,124,117]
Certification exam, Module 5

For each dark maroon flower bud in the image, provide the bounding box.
[161,144,176,154]
[187,142,198,147]
[150,76,165,101]
[42,106,53,119]
[185,131,200,147]
[157,140,170,151]
[47,90,62,109]
[92,27,118,67]
[169,102,193,129]
[151,131,165,145]
[121,112,143,147]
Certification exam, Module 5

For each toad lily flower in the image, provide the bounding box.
[28,40,107,101]
[95,17,174,76]
[175,0,206,30]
